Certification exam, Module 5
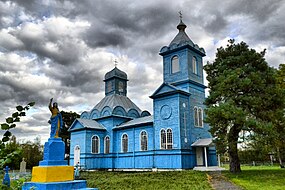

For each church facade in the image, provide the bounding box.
[69,19,217,170]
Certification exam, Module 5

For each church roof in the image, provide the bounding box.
[68,118,106,132]
[114,115,153,129]
[191,138,214,147]
[160,19,206,56]
[104,67,128,81]
[93,94,142,113]
[169,20,194,47]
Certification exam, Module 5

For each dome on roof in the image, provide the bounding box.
[104,67,127,81]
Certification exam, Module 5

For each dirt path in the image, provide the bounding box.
[207,171,243,190]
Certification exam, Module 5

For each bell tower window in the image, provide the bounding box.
[192,56,198,74]
[171,56,179,73]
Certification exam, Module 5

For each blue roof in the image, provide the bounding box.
[69,118,106,131]
[93,94,142,113]
[114,115,153,129]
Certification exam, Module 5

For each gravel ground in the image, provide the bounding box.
[208,171,243,190]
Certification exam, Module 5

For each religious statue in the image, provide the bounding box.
[49,98,63,138]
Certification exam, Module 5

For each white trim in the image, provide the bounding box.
[198,107,204,127]
[166,128,173,149]
[121,133,128,153]
[160,128,166,149]
[140,130,148,151]
[194,106,203,128]
[91,135,100,154]
[192,56,198,74]
[74,145,80,166]
[104,135,110,154]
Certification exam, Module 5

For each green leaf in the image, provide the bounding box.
[2,136,9,142]
[3,130,11,137]
[20,112,26,116]
[28,102,35,107]
[6,117,13,123]
[12,112,19,118]
[1,123,9,130]
[9,124,16,129]
[5,158,11,164]
[16,105,24,111]
[14,117,20,122]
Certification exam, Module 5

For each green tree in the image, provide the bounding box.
[20,138,43,169]
[204,40,282,173]
[0,102,35,168]
[59,111,79,160]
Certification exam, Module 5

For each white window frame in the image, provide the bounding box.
[192,56,198,74]
[160,128,173,150]
[140,130,148,151]
[194,106,203,127]
[171,55,180,73]
[104,135,110,154]
[121,133,128,153]
[91,135,100,154]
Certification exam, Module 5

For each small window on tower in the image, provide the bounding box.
[171,56,179,73]
[192,56,198,74]
[118,81,124,92]
[107,81,112,92]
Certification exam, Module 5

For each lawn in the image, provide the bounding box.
[223,165,285,190]
[81,170,212,190]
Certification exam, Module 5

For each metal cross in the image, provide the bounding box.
[114,59,118,67]
[179,11,183,20]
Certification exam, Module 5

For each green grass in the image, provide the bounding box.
[224,165,285,190]
[81,170,212,190]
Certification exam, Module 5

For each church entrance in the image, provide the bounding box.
[74,145,80,166]
[196,147,204,166]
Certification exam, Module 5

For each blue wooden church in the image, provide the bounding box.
[69,18,217,170]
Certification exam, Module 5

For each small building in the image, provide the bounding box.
[69,19,217,170]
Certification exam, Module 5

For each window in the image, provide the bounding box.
[167,129,173,149]
[140,131,148,151]
[122,134,128,153]
[194,106,203,127]
[104,136,110,154]
[160,128,173,150]
[160,129,166,149]
[91,135,100,154]
[194,107,198,126]
[118,81,124,92]
[192,56,198,74]
[171,56,179,73]
[198,108,203,127]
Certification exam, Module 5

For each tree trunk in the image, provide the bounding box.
[228,126,241,173]
[277,147,284,168]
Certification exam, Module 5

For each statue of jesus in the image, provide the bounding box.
[49,98,63,138]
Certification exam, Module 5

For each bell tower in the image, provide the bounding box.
[159,17,206,91]
[104,66,128,96]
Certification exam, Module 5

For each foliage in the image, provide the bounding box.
[0,102,35,168]
[81,171,212,190]
[20,139,43,169]
[0,136,22,170]
[204,40,282,173]
[59,111,80,159]
[224,165,285,190]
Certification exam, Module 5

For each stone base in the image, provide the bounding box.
[31,166,74,182]
[22,180,98,190]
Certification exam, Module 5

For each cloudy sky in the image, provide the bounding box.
[1,0,285,144]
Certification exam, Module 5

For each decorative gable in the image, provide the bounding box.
[150,83,190,99]
[68,118,106,132]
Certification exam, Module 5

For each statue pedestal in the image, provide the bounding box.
[22,138,97,190]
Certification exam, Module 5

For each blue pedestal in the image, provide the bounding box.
[39,138,67,166]
[22,180,98,190]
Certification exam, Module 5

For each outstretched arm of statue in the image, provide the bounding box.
[49,98,53,111]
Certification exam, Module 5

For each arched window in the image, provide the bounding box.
[104,136,110,154]
[160,129,166,149]
[91,135,100,154]
[140,131,148,151]
[198,108,203,127]
[171,56,179,73]
[167,129,173,149]
[122,134,128,153]
[160,128,173,150]
[194,107,199,126]
[192,56,198,74]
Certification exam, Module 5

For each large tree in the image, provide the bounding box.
[204,40,283,173]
